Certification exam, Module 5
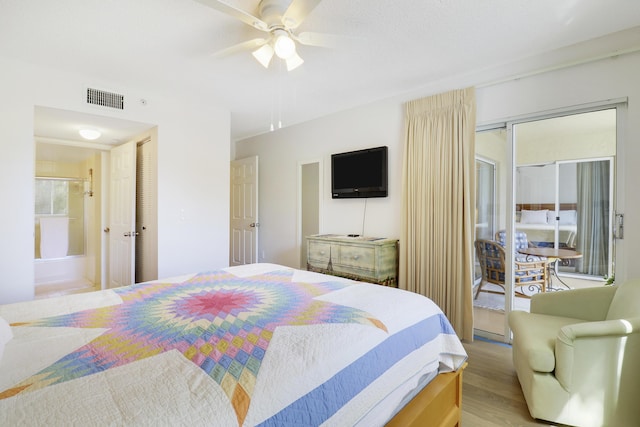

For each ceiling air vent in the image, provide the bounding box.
[86,87,124,110]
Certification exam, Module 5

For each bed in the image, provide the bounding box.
[516,203,577,247]
[0,263,467,426]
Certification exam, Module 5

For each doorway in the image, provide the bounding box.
[229,156,259,266]
[298,160,322,269]
[135,138,158,283]
[34,106,156,297]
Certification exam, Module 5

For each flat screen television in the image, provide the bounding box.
[331,146,388,199]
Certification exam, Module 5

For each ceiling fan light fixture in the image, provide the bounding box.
[285,52,304,71]
[274,31,296,59]
[79,129,101,140]
[252,44,274,68]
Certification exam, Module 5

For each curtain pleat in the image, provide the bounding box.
[400,88,476,341]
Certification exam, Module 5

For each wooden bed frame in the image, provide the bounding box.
[516,203,577,211]
[386,362,467,427]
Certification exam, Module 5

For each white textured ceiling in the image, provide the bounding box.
[2,0,640,150]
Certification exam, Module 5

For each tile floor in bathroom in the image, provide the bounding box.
[35,280,99,299]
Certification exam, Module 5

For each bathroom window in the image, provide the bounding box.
[35,179,69,216]
[34,177,85,258]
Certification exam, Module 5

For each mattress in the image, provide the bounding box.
[0,263,467,426]
[516,222,577,245]
[515,222,577,232]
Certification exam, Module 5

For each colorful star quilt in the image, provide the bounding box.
[2,269,387,425]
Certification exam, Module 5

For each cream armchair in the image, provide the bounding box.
[509,279,640,427]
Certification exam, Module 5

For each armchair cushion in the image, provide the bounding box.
[495,230,533,251]
[531,286,616,321]
[606,278,640,320]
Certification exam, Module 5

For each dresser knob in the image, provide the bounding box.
[353,255,360,260]
[320,251,325,255]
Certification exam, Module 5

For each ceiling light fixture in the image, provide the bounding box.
[252,44,275,68]
[273,30,296,59]
[251,29,304,71]
[284,52,304,71]
[79,129,101,140]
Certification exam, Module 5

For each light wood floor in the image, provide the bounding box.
[461,338,555,426]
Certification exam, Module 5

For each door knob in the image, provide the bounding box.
[249,222,260,228]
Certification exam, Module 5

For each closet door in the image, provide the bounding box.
[135,139,158,283]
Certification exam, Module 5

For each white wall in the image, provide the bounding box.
[236,101,404,268]
[516,164,577,205]
[0,56,231,304]
[236,51,640,282]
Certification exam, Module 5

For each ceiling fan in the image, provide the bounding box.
[196,0,338,71]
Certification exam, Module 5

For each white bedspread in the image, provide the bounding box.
[0,263,467,426]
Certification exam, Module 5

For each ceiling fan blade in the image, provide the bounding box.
[213,38,268,58]
[195,0,269,31]
[282,0,322,29]
[295,31,340,48]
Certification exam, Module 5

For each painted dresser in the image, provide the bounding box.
[306,234,398,287]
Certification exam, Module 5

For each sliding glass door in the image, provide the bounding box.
[474,106,619,341]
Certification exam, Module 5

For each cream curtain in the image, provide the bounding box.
[400,88,476,341]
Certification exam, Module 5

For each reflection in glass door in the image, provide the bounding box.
[515,109,616,290]
[575,159,613,278]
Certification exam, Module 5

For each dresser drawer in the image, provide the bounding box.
[307,240,332,264]
[339,245,375,270]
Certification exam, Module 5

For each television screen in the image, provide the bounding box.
[331,146,388,198]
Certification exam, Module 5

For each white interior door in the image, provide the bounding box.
[230,156,258,266]
[109,141,136,287]
[135,139,158,283]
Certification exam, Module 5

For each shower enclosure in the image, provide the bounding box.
[35,177,87,258]
[34,175,93,293]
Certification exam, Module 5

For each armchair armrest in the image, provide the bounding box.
[554,316,640,391]
[559,316,640,341]
[530,286,617,321]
